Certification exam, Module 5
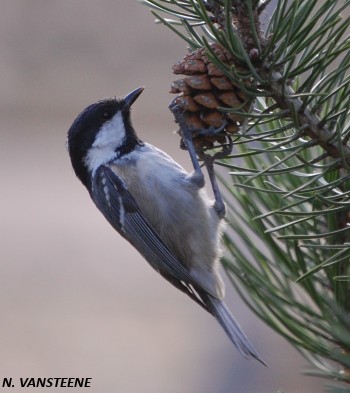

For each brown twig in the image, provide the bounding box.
[265,71,350,169]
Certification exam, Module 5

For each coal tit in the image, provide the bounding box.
[67,87,265,364]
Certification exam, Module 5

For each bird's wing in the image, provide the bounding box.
[91,165,208,310]
[91,166,265,363]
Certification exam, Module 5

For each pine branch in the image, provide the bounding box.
[141,0,350,388]
[264,71,350,169]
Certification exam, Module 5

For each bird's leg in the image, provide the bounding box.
[169,99,233,215]
[169,101,205,188]
[206,157,226,218]
[198,137,233,219]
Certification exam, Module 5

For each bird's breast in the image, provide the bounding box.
[109,148,199,248]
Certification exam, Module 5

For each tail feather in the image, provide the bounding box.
[201,292,267,366]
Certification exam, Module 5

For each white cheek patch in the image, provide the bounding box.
[85,111,126,173]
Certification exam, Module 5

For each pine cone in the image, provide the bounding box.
[170,43,252,150]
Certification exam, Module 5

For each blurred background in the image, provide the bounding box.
[0,1,324,392]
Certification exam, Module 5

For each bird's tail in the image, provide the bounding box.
[201,292,267,366]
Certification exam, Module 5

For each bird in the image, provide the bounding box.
[66,86,265,365]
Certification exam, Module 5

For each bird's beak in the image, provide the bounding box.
[124,87,144,109]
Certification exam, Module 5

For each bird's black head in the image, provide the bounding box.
[67,87,144,190]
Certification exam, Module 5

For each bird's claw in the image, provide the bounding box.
[197,118,227,137]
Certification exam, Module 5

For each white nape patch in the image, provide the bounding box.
[85,111,126,173]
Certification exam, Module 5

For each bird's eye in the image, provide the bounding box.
[102,110,112,119]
